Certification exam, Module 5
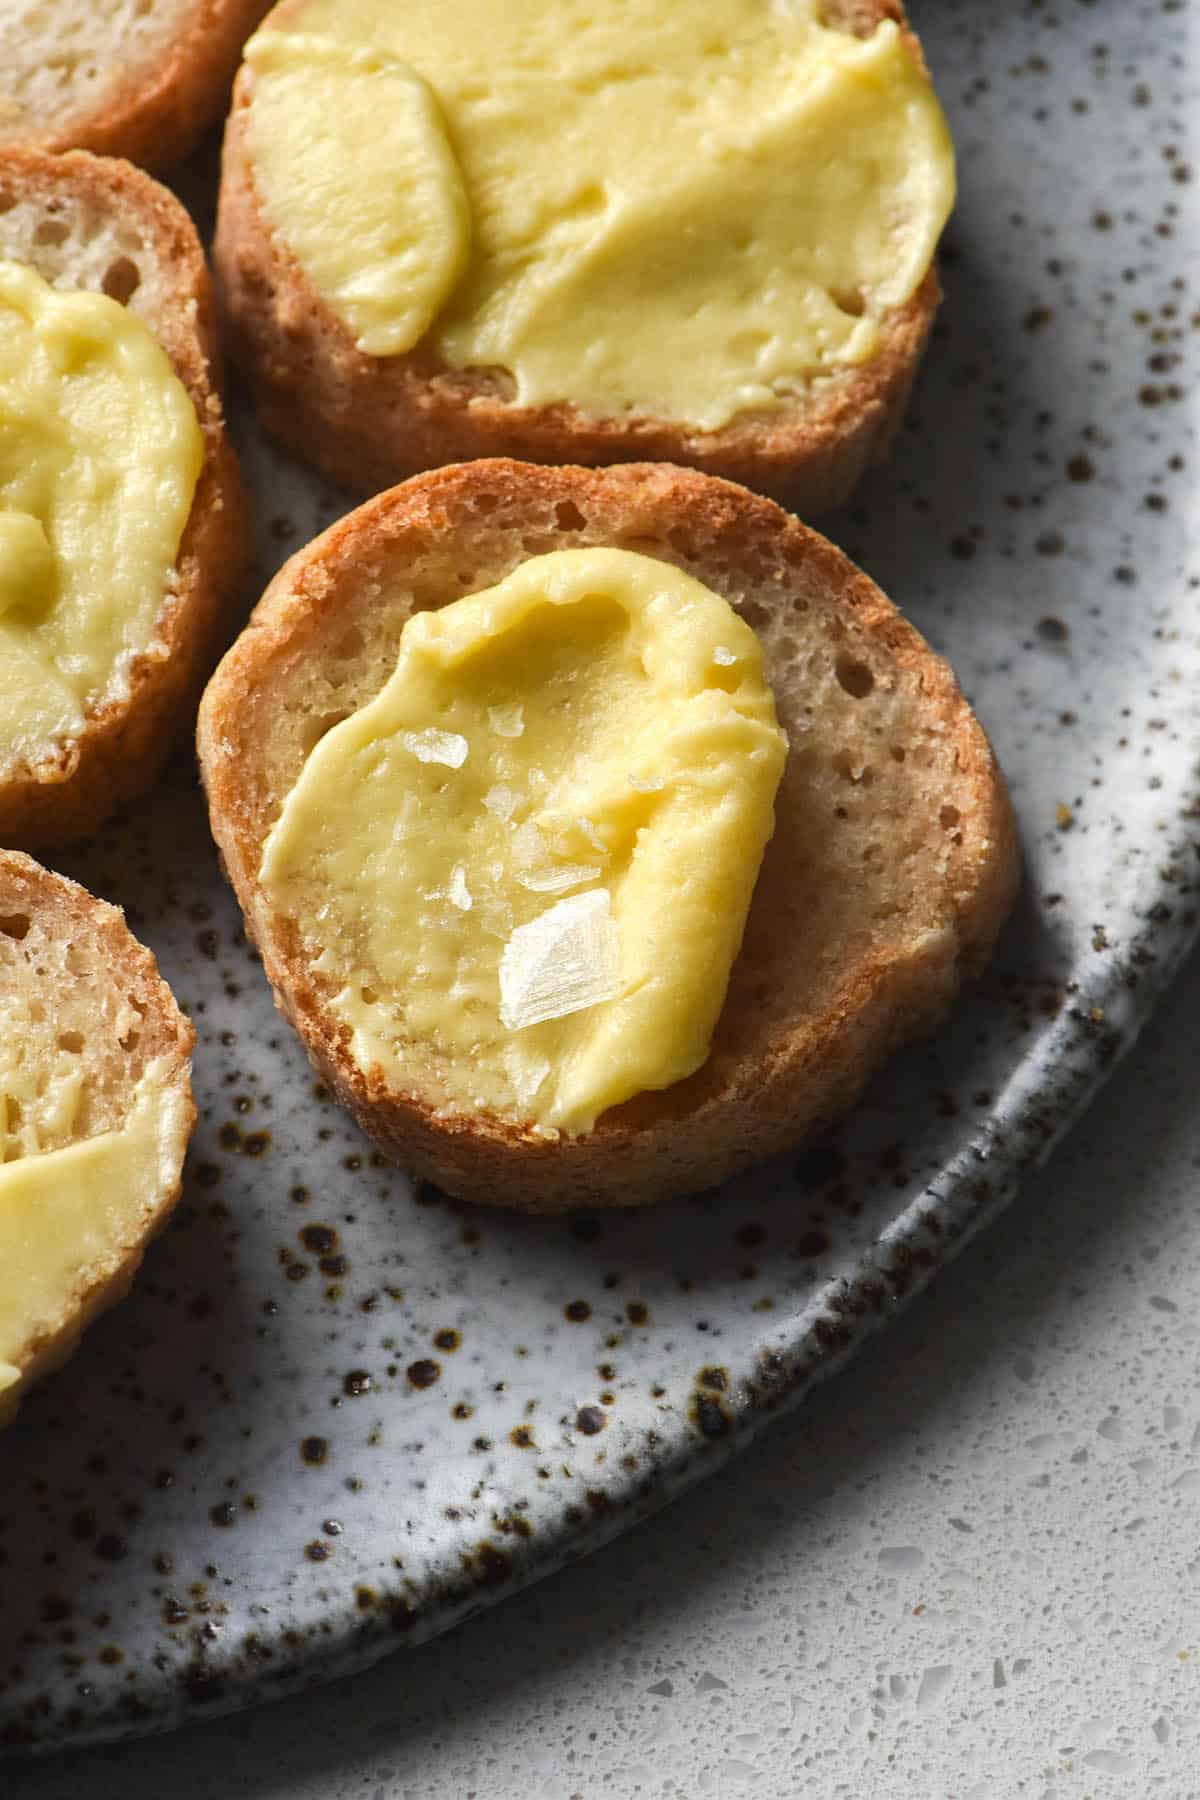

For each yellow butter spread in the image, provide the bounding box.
[0,261,203,770]
[260,549,788,1134]
[242,32,471,356]
[0,1061,184,1413]
[243,0,954,430]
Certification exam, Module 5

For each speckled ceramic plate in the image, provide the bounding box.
[3,0,1198,1756]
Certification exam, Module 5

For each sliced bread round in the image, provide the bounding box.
[0,148,248,849]
[198,459,1019,1213]
[0,850,195,1425]
[0,1,271,173]
[214,0,945,510]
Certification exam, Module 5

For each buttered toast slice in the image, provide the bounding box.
[0,149,247,849]
[0,851,195,1427]
[0,1,270,172]
[198,460,1019,1213]
[214,0,951,509]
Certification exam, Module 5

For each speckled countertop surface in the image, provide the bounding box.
[13,945,1200,1796]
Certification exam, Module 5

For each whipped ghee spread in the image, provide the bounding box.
[0,1060,185,1419]
[0,260,203,771]
[260,549,788,1134]
[242,0,956,430]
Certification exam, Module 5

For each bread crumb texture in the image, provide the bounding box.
[0,865,182,1160]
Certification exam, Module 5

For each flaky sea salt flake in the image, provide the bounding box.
[518,863,601,895]
[483,784,519,820]
[576,816,607,856]
[488,703,525,738]
[503,1045,551,1109]
[447,865,472,911]
[499,889,620,1031]
[397,728,468,768]
[511,819,546,869]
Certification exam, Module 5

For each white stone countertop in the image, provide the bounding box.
[14,943,1200,1798]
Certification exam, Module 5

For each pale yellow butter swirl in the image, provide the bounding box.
[0,1062,187,1419]
[260,549,788,1134]
[0,260,203,771]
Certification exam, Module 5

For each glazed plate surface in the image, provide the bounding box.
[3,0,1198,1753]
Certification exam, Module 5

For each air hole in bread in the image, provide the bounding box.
[101,256,141,305]
[835,654,874,698]
[555,501,587,532]
[939,804,961,829]
[334,627,364,661]
[833,287,867,318]
[0,188,14,215]
[33,219,70,248]
[57,1031,85,1053]
[119,1029,140,1052]
[890,745,907,762]
[831,750,873,785]
[301,710,351,754]
[360,986,379,1005]
[0,912,31,941]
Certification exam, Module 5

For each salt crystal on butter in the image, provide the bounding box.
[488,703,525,738]
[503,1045,551,1108]
[518,863,601,895]
[484,784,519,820]
[499,889,620,1031]
[398,728,468,767]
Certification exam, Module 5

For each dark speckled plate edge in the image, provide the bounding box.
[5,0,1200,1749]
[10,850,1196,1757]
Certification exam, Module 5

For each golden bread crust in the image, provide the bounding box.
[212,0,943,508]
[0,148,249,850]
[198,460,1020,1213]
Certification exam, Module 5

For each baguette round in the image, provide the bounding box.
[0,850,195,1426]
[0,1,271,173]
[0,148,248,849]
[198,459,1019,1213]
[213,0,943,510]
